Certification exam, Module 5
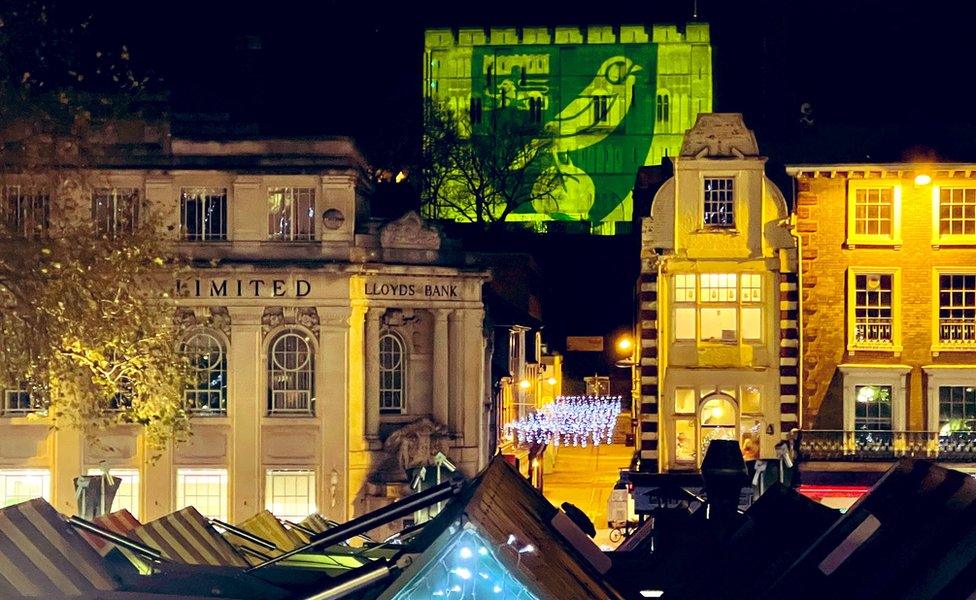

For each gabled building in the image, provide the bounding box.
[787,164,976,502]
[635,114,799,474]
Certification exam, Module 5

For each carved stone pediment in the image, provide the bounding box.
[680,113,760,158]
[380,211,441,250]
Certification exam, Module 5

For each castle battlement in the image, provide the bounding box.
[424,23,710,48]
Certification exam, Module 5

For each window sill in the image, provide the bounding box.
[265,413,316,418]
[262,239,320,245]
[932,238,976,248]
[848,344,903,355]
[694,227,740,235]
[189,414,230,423]
[931,344,976,356]
[845,238,902,249]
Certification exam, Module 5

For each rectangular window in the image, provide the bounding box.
[180,188,228,241]
[265,469,316,522]
[939,386,976,433]
[674,418,696,463]
[176,468,228,521]
[3,186,50,236]
[3,388,33,415]
[854,385,892,430]
[87,468,140,519]
[268,187,315,241]
[703,177,735,227]
[656,94,670,124]
[939,274,976,346]
[469,97,483,125]
[740,385,762,414]
[854,187,893,237]
[528,96,544,124]
[92,187,140,236]
[0,469,51,507]
[939,187,976,237]
[674,388,696,414]
[673,273,763,343]
[854,273,893,345]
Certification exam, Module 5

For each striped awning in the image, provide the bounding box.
[0,498,119,597]
[299,512,335,535]
[78,509,142,556]
[127,506,248,567]
[235,510,305,554]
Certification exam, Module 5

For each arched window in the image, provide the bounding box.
[268,329,315,415]
[699,394,737,459]
[379,332,405,414]
[181,331,228,415]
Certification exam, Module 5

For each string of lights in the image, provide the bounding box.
[504,395,622,448]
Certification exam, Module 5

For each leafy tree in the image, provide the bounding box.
[420,99,566,227]
[0,2,191,456]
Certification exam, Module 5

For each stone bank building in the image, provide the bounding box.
[0,137,490,525]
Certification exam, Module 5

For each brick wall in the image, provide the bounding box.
[797,172,976,430]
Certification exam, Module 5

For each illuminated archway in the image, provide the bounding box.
[698,393,738,461]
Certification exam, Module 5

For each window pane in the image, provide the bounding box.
[675,388,696,414]
[176,468,227,521]
[674,307,696,340]
[938,274,976,345]
[939,385,976,433]
[182,332,228,415]
[741,417,761,461]
[0,469,51,507]
[674,418,696,463]
[854,273,894,344]
[180,188,228,241]
[700,307,737,341]
[265,470,316,522]
[379,333,406,413]
[853,187,894,238]
[703,177,735,227]
[741,385,761,414]
[268,187,315,241]
[268,330,315,415]
[741,307,762,340]
[854,385,892,430]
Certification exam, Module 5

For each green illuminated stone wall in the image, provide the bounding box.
[424,25,712,234]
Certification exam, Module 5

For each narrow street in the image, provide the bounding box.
[541,439,634,547]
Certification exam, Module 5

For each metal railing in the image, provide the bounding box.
[854,319,892,344]
[798,430,976,461]
[939,319,976,345]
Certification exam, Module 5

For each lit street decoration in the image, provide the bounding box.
[504,396,621,447]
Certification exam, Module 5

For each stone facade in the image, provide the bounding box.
[0,138,490,526]
[637,114,798,473]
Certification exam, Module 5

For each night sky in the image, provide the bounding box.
[84,0,976,166]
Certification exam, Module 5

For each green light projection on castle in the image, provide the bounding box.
[389,527,538,599]
[424,25,712,233]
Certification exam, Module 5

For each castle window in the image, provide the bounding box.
[703,177,735,227]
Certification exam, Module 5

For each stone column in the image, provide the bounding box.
[433,309,450,427]
[364,307,383,440]
[319,309,350,521]
[448,310,464,437]
[227,307,264,522]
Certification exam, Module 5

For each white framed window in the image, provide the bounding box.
[936,186,976,240]
[839,365,908,433]
[92,187,140,236]
[379,332,406,414]
[847,183,901,245]
[848,269,901,352]
[703,177,735,228]
[3,186,50,237]
[669,385,764,467]
[87,468,140,519]
[0,469,51,507]
[265,469,316,522]
[673,273,763,343]
[2,387,34,416]
[936,273,976,348]
[938,386,976,434]
[180,188,228,241]
[181,331,228,415]
[268,187,315,241]
[268,329,315,415]
[176,468,227,521]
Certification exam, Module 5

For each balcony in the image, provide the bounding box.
[798,430,976,462]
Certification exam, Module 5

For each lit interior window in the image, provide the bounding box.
[87,468,140,519]
[0,469,51,507]
[265,469,316,522]
[176,468,228,521]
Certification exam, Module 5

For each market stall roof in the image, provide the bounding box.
[764,459,976,600]
[378,457,622,600]
[127,506,248,567]
[0,498,120,597]
[79,508,142,556]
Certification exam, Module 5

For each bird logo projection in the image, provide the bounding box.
[514,56,642,219]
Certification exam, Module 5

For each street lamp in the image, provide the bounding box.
[616,336,633,353]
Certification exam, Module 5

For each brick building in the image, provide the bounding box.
[788,164,976,505]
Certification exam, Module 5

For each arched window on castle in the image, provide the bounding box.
[181,330,228,415]
[379,332,406,414]
[268,328,315,416]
